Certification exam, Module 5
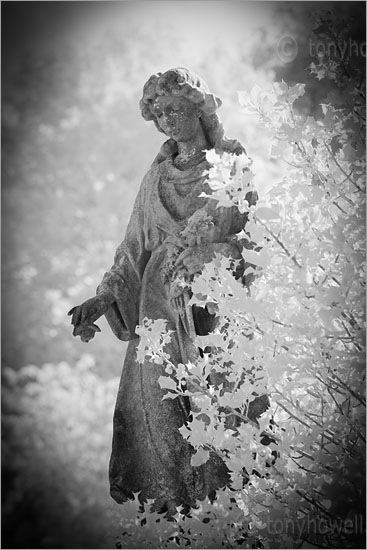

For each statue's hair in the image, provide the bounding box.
[139,68,245,155]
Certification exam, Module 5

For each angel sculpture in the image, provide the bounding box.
[69,68,268,517]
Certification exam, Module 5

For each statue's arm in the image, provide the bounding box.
[69,172,152,342]
[95,175,152,340]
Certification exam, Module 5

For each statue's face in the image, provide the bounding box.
[151,96,201,142]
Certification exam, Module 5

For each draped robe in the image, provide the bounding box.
[97,140,252,515]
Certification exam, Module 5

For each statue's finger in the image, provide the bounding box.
[70,306,82,326]
[73,312,82,326]
[68,306,80,325]
[176,248,191,264]
[187,260,198,273]
[73,325,82,337]
[80,306,90,324]
[190,263,202,275]
[81,332,93,343]
[183,255,193,268]
[88,323,101,333]
[178,267,187,277]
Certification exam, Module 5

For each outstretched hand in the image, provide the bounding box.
[68,313,101,343]
[68,293,113,343]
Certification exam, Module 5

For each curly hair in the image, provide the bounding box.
[139,68,246,155]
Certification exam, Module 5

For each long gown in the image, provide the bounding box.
[96,139,254,515]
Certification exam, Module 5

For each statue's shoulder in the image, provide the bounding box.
[154,139,177,165]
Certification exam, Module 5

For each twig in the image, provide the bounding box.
[316,263,341,287]
[295,489,337,521]
[328,372,366,407]
[275,401,311,430]
[340,321,363,352]
[254,215,302,268]
[324,142,363,192]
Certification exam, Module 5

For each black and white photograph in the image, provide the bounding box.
[2,2,366,548]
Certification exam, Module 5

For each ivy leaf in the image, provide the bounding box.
[242,247,271,268]
[158,376,177,391]
[162,391,179,401]
[191,448,211,467]
[179,424,191,441]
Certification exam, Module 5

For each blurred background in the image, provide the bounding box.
[2,2,365,548]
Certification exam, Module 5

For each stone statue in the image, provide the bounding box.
[68,68,266,516]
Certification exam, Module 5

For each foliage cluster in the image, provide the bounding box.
[116,13,366,549]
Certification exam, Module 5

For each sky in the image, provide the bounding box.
[2,2,277,75]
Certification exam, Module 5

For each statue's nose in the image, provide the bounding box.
[162,112,172,123]
[162,114,175,130]
[160,113,169,125]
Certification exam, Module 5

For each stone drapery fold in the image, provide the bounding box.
[97,140,252,515]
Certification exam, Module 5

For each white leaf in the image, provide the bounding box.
[242,248,270,268]
[205,149,221,164]
[158,375,177,391]
[191,448,211,467]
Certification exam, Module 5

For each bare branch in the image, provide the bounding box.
[324,141,364,192]
[254,215,302,268]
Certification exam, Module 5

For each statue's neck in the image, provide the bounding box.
[174,125,209,169]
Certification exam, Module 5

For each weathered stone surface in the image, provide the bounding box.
[69,68,259,516]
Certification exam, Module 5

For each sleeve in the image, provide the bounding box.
[96,174,152,341]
